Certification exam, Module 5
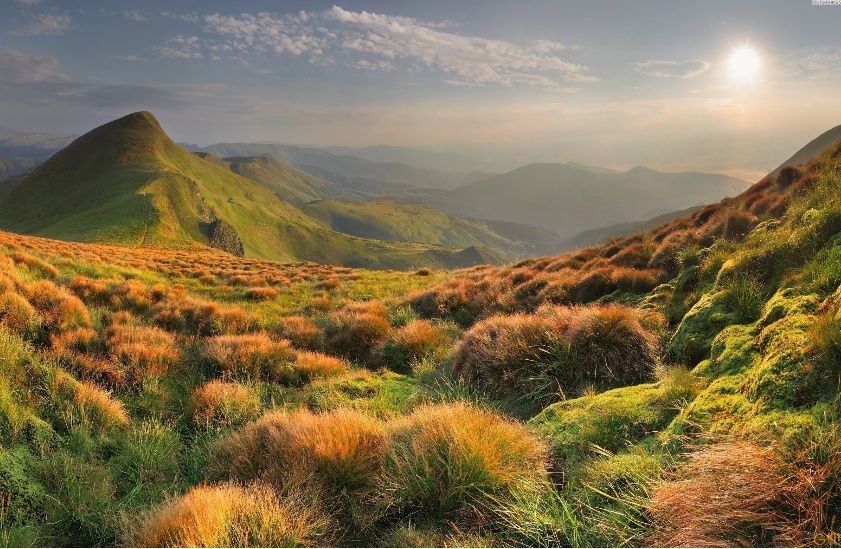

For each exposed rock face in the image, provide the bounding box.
[206,219,245,257]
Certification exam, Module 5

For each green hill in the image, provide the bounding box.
[0,112,501,269]
[219,155,345,205]
[302,199,561,258]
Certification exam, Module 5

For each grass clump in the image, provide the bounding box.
[376,319,445,374]
[204,333,295,382]
[130,483,329,547]
[381,402,547,522]
[0,291,38,335]
[452,304,660,404]
[190,380,261,430]
[324,303,392,363]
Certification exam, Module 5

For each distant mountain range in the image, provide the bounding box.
[376,163,750,239]
[0,112,514,269]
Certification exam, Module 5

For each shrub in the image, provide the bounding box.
[26,280,90,333]
[212,408,386,495]
[382,402,547,521]
[414,268,433,276]
[648,442,797,547]
[204,333,295,382]
[376,320,444,374]
[191,381,261,429]
[292,352,350,384]
[0,291,38,335]
[325,306,392,363]
[272,316,323,350]
[244,286,278,301]
[130,483,328,547]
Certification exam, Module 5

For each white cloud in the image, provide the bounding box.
[165,6,594,90]
[788,47,841,79]
[633,59,710,79]
[159,36,203,59]
[10,13,73,36]
[0,49,69,83]
[123,10,148,22]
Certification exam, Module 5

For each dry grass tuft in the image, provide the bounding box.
[648,441,799,547]
[204,333,295,382]
[272,315,323,350]
[191,380,261,429]
[213,408,386,494]
[0,290,38,334]
[131,483,329,547]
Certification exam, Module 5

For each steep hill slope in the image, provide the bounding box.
[771,123,841,176]
[0,157,38,180]
[302,199,561,258]
[0,112,499,269]
[382,163,749,238]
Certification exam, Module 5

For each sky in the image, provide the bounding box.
[2,1,841,179]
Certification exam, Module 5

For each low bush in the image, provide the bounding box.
[292,352,350,384]
[244,286,278,301]
[106,323,179,381]
[452,305,659,402]
[130,483,329,547]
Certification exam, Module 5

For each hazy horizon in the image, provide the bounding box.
[3,0,841,180]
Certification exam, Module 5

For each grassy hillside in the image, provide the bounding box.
[0,129,840,547]
[0,157,37,180]
[198,142,477,190]
[220,155,346,205]
[302,199,560,258]
[771,123,841,176]
[0,112,502,270]
[381,163,749,238]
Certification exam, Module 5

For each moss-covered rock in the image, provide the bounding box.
[529,370,702,472]
[668,290,738,364]
[694,323,759,379]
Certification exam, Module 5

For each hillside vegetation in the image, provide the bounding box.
[302,199,560,258]
[0,112,504,270]
[1,126,840,547]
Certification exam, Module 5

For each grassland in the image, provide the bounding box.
[0,136,840,548]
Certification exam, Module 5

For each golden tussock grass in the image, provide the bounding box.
[107,323,179,380]
[26,280,91,332]
[325,305,392,363]
[272,315,323,350]
[191,380,261,429]
[213,408,386,494]
[131,483,329,547]
[293,352,350,383]
[204,332,295,382]
[376,319,444,374]
[0,290,38,334]
[382,402,547,519]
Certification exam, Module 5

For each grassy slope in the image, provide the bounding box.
[221,155,344,205]
[0,112,497,270]
[302,199,558,258]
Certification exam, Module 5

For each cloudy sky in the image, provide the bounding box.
[2,0,841,178]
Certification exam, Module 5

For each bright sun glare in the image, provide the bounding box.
[728,46,762,85]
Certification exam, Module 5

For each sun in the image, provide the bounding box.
[727,46,761,85]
